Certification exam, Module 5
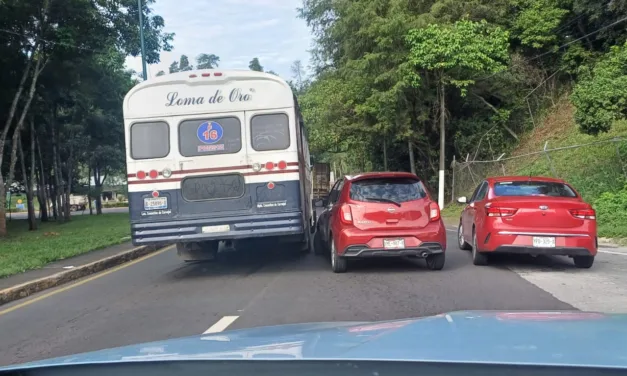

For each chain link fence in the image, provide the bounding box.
[451,135,627,202]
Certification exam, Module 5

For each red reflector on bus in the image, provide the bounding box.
[267,182,275,190]
[278,160,287,169]
[149,170,158,179]
[214,72,223,76]
[265,162,275,170]
[152,191,159,198]
[202,73,210,77]
[189,74,197,78]
[137,171,146,179]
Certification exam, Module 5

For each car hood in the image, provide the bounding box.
[3,311,627,370]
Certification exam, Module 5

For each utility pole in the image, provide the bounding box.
[137,0,148,80]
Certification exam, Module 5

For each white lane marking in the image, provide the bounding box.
[203,316,239,334]
[445,314,453,323]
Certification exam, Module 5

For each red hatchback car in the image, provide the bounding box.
[457,176,597,268]
[314,172,447,273]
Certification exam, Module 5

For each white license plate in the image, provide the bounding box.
[383,239,405,249]
[143,197,167,210]
[202,225,230,234]
[532,237,556,248]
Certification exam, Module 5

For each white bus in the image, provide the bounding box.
[123,70,314,260]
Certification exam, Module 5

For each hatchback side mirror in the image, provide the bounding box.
[457,196,468,204]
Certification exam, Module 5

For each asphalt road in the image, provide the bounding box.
[0,229,589,366]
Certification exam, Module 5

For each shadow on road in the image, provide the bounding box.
[481,253,578,271]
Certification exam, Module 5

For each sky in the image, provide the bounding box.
[125,0,313,80]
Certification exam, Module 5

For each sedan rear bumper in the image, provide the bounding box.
[492,245,594,257]
[342,242,444,258]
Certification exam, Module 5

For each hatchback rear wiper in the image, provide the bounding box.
[364,197,402,207]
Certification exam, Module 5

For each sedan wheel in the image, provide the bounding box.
[472,230,488,266]
[330,238,347,273]
[458,223,472,250]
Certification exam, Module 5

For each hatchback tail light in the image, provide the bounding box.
[486,206,518,217]
[570,208,596,220]
[429,202,440,221]
[340,204,353,225]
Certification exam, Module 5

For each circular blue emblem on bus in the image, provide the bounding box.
[197,121,223,144]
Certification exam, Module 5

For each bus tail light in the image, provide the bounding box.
[214,72,223,76]
[278,160,287,170]
[267,182,275,190]
[265,162,275,170]
[189,74,197,78]
[137,171,146,179]
[201,73,210,77]
[149,170,158,179]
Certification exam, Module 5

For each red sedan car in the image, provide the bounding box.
[457,176,597,268]
[314,172,447,273]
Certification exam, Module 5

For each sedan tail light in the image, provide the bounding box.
[429,202,440,221]
[486,206,518,217]
[340,204,353,225]
[570,209,596,220]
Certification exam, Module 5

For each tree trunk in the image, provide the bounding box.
[35,134,49,221]
[88,166,93,215]
[382,135,388,171]
[51,119,64,223]
[64,143,74,221]
[18,134,37,230]
[438,79,446,209]
[0,44,38,236]
[93,167,103,215]
[408,140,416,174]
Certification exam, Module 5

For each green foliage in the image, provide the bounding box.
[407,20,510,93]
[594,185,627,238]
[249,57,263,72]
[167,53,220,73]
[510,0,568,49]
[571,43,627,135]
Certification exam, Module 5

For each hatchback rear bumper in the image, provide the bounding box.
[491,245,594,257]
[342,242,444,258]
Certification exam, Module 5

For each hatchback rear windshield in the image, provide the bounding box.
[349,178,427,203]
[494,181,577,197]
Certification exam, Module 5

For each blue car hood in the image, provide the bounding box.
[4,311,627,370]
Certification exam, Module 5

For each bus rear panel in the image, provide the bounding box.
[123,70,312,248]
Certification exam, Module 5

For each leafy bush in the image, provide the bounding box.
[594,185,627,238]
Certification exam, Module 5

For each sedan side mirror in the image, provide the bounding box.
[457,196,468,204]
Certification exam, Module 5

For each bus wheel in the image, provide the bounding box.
[176,241,219,262]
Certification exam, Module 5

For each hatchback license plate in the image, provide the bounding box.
[383,239,405,249]
[144,197,167,210]
[532,237,555,248]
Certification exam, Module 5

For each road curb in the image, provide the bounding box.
[0,245,163,306]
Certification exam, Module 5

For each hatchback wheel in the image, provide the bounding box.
[330,238,347,273]
[472,230,488,266]
[426,253,445,270]
[313,230,326,256]
[573,255,594,269]
[458,223,471,250]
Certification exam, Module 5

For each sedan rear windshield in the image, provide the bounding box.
[494,181,577,197]
[349,178,427,203]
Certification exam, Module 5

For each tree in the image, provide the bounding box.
[571,42,627,135]
[406,20,510,207]
[249,58,264,72]
[197,53,220,69]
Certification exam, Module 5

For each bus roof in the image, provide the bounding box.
[123,69,294,119]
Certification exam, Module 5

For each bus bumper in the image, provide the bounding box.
[130,211,304,246]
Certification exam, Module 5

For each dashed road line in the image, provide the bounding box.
[204,316,239,334]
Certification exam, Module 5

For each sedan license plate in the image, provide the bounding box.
[143,197,167,210]
[532,236,555,248]
[202,225,230,234]
[383,239,405,250]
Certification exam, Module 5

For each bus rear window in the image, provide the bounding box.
[179,117,242,157]
[494,181,577,197]
[251,113,290,151]
[130,122,170,160]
